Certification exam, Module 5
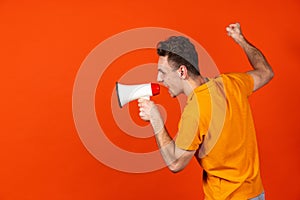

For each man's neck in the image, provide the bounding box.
[183,75,208,96]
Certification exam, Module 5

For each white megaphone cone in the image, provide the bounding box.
[116,82,160,108]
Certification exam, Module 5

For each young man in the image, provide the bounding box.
[138,23,273,199]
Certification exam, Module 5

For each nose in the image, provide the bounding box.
[157,72,163,83]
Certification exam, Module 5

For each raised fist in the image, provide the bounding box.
[226,23,244,43]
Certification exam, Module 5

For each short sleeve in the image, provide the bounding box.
[224,73,254,97]
[175,99,203,151]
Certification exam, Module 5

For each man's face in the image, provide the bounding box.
[157,56,183,97]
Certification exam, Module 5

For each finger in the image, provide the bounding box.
[226,27,232,32]
[138,98,146,103]
[229,23,240,30]
[139,111,145,118]
[138,98,147,108]
[226,27,233,36]
[138,101,149,108]
[227,23,236,28]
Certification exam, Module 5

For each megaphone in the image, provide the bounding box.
[116,82,160,108]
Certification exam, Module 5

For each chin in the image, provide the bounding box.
[168,90,174,98]
[168,88,178,98]
[169,93,178,98]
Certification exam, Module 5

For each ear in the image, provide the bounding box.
[177,65,188,79]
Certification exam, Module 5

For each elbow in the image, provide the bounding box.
[266,69,274,83]
[262,69,274,88]
[261,67,274,82]
[270,70,274,80]
[268,68,274,80]
[168,162,184,173]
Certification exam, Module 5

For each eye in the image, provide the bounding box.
[158,69,165,75]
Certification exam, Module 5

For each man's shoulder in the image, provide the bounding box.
[218,72,253,82]
[218,72,254,96]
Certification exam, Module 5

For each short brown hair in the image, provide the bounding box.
[157,36,200,76]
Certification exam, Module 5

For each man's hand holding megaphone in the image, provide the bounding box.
[115,81,164,135]
[138,98,164,135]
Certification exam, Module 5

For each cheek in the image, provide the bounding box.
[166,74,179,86]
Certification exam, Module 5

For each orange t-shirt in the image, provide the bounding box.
[175,73,264,200]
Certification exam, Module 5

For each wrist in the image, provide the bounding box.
[235,34,246,45]
[149,106,164,135]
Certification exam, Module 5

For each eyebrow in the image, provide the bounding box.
[158,68,166,74]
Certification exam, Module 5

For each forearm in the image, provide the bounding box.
[240,37,274,90]
[150,117,177,168]
[155,128,177,166]
[152,121,194,173]
[226,23,274,91]
[139,99,194,172]
[238,36,273,74]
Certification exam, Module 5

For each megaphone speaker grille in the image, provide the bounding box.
[116,82,123,108]
[151,83,160,96]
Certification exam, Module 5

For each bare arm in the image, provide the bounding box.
[226,23,274,91]
[138,98,195,173]
[154,128,195,173]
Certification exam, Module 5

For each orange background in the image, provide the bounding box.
[1,0,300,199]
